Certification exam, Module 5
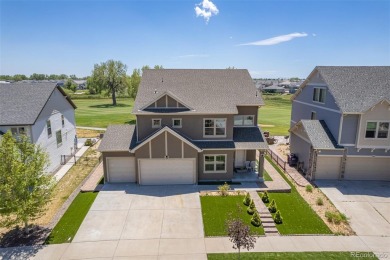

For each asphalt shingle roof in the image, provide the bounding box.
[133,69,264,114]
[298,120,342,150]
[193,141,235,149]
[98,125,136,152]
[0,83,76,126]
[233,127,268,150]
[315,66,390,113]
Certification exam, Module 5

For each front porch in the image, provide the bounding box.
[233,149,265,182]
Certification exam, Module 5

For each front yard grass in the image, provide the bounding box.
[45,192,98,244]
[261,157,332,235]
[208,252,378,260]
[258,94,291,136]
[201,195,264,236]
[263,170,273,181]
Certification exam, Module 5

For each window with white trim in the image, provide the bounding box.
[152,119,161,128]
[56,130,62,146]
[365,121,389,139]
[313,88,326,103]
[172,118,182,128]
[47,120,52,137]
[204,118,226,137]
[204,154,226,173]
[234,115,254,126]
[10,127,26,136]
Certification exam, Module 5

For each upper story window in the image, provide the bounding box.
[47,120,52,137]
[313,88,326,103]
[61,115,65,127]
[56,130,62,146]
[234,115,255,126]
[365,121,389,139]
[204,118,226,137]
[152,118,161,128]
[311,111,317,120]
[204,154,226,173]
[172,118,182,128]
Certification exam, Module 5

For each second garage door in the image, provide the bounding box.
[139,158,196,185]
[315,156,341,180]
[107,157,136,183]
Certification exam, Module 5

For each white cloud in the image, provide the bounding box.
[239,32,308,46]
[312,33,317,37]
[176,54,209,58]
[195,0,219,23]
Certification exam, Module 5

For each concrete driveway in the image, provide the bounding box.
[69,184,206,259]
[316,180,390,236]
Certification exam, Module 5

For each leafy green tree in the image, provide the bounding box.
[59,74,68,80]
[29,73,46,80]
[128,69,141,98]
[69,74,77,80]
[251,211,262,227]
[89,60,129,105]
[154,65,164,69]
[0,132,54,232]
[65,79,77,93]
[13,74,28,81]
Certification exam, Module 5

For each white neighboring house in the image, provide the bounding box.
[0,83,77,173]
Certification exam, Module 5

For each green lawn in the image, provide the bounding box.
[258,94,292,136]
[73,98,136,128]
[45,192,98,244]
[208,252,378,260]
[261,157,332,235]
[201,195,264,236]
[263,170,273,181]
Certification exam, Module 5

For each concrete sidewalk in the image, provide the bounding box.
[1,235,388,259]
[52,146,89,182]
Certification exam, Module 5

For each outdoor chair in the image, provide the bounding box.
[245,161,251,171]
[250,161,256,172]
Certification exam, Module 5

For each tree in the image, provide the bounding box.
[13,74,28,81]
[154,65,164,69]
[128,68,141,98]
[29,73,46,80]
[65,79,77,93]
[69,74,77,80]
[0,132,55,232]
[226,217,256,259]
[89,60,129,105]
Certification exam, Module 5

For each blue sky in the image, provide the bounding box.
[1,0,389,78]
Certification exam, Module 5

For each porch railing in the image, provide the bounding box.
[266,149,287,172]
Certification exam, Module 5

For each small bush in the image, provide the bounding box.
[251,211,262,227]
[325,211,348,225]
[274,210,283,224]
[247,199,256,215]
[261,191,269,203]
[316,197,324,206]
[218,182,230,196]
[305,185,313,192]
[268,199,277,213]
[84,139,93,146]
[243,192,251,206]
[325,211,335,222]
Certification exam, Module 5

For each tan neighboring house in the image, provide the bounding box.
[290,66,390,181]
[98,69,268,185]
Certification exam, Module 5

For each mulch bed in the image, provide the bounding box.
[0,225,50,248]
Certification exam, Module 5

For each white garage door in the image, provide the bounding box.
[107,157,136,183]
[139,158,195,185]
[315,156,341,180]
[345,157,390,181]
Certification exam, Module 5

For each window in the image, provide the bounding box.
[172,118,182,128]
[313,88,326,103]
[365,121,389,139]
[61,115,65,127]
[204,118,226,137]
[311,111,317,120]
[56,130,62,146]
[152,119,161,128]
[204,155,226,173]
[234,115,255,126]
[46,120,52,137]
[10,127,26,136]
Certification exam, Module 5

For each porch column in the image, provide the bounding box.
[258,150,265,178]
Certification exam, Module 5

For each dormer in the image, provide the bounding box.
[141,91,192,113]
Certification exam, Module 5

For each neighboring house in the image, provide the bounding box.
[98,69,268,185]
[262,86,285,94]
[73,80,87,90]
[289,66,390,181]
[0,83,77,173]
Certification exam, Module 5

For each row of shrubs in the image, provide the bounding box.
[243,193,262,227]
[260,191,283,224]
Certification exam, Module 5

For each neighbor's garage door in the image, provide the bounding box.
[345,157,390,181]
[107,157,136,183]
[315,156,341,180]
[139,158,196,185]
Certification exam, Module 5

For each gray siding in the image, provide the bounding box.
[137,114,234,141]
[346,147,390,157]
[340,114,359,145]
[198,150,234,181]
[295,84,340,111]
[289,133,312,173]
[237,106,259,126]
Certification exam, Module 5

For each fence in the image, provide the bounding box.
[267,149,287,172]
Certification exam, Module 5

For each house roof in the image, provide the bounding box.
[98,125,137,152]
[233,127,269,150]
[133,69,264,114]
[296,66,390,113]
[0,83,76,126]
[290,120,342,150]
[193,141,236,149]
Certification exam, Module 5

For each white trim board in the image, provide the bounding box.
[293,100,341,114]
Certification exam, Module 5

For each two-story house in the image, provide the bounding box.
[289,66,390,181]
[98,69,268,185]
[0,83,77,173]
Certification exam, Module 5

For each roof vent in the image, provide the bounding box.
[154,89,157,94]
[255,91,258,97]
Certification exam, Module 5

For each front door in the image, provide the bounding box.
[235,150,246,168]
